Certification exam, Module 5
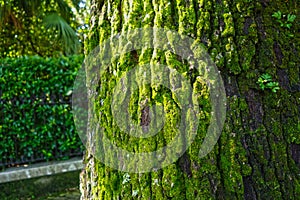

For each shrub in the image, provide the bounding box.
[0,55,84,168]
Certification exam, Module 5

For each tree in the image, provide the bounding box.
[78,0,300,199]
[0,0,84,57]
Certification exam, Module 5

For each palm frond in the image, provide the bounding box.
[44,13,80,55]
[52,0,74,23]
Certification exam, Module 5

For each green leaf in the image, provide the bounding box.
[261,73,272,81]
[287,14,296,22]
[272,11,282,20]
[266,81,277,87]
[272,87,280,93]
[43,13,80,55]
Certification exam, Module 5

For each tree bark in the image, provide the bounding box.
[80,0,300,199]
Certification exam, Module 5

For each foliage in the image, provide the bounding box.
[272,11,296,29]
[0,55,84,167]
[0,0,86,57]
[257,73,280,93]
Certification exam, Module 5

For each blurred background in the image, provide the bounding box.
[0,0,89,58]
[0,1,89,199]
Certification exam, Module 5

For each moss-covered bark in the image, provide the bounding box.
[80,0,300,199]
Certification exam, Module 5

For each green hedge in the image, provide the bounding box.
[0,55,84,168]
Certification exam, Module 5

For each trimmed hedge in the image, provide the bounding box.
[0,55,84,168]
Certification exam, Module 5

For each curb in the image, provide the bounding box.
[0,157,83,184]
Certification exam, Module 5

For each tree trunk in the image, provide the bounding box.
[79,0,300,199]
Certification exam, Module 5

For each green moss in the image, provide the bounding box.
[288,63,300,85]
[222,13,235,37]
[237,36,256,72]
[81,0,300,199]
[161,164,185,198]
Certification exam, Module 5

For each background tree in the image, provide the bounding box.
[80,0,300,199]
[0,0,86,57]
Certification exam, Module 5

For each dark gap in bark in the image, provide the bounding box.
[277,69,290,91]
[216,0,222,5]
[200,35,209,47]
[208,173,218,196]
[194,189,198,197]
[131,49,139,62]
[290,84,300,92]
[148,173,153,200]
[263,139,271,163]
[243,176,257,200]
[118,1,123,33]
[273,41,283,65]
[221,73,240,97]
[192,0,199,28]
[140,105,150,133]
[245,89,263,130]
[243,17,253,35]
[219,18,225,33]
[169,0,179,29]
[188,65,198,84]
[290,143,300,168]
[255,16,266,40]
[241,133,258,197]
[98,0,105,9]
[260,0,270,7]
[178,152,192,178]
[216,182,225,200]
